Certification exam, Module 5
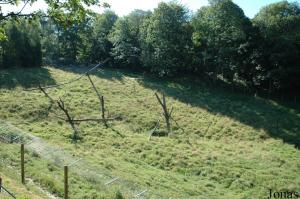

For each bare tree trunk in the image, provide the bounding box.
[155,93,172,135]
[100,96,108,127]
[39,86,79,142]
[57,98,79,142]
[37,71,123,141]
[56,117,115,123]
[39,85,55,103]
[162,94,171,133]
[87,74,108,127]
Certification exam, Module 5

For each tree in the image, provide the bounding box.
[59,23,82,63]
[0,0,109,66]
[253,1,300,94]
[40,18,60,64]
[109,10,151,68]
[0,0,108,23]
[41,13,96,64]
[89,10,118,63]
[0,0,109,41]
[1,18,42,68]
[191,0,256,83]
[140,2,192,76]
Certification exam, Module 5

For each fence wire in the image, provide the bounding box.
[0,120,167,199]
[0,185,17,199]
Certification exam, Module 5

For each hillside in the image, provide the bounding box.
[0,167,53,199]
[0,66,300,199]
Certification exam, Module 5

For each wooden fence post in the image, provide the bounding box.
[100,96,108,127]
[21,144,25,184]
[0,177,2,192]
[64,165,68,199]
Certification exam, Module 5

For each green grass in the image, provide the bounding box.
[0,66,300,198]
[0,143,55,199]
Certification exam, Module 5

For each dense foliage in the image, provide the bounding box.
[140,2,192,76]
[0,18,42,68]
[1,0,299,96]
[89,11,118,63]
[191,0,258,83]
[253,1,300,94]
[109,10,151,69]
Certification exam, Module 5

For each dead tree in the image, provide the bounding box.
[39,85,55,103]
[155,93,173,136]
[57,98,79,141]
[39,85,55,111]
[37,69,122,140]
[39,87,79,142]
[86,74,108,127]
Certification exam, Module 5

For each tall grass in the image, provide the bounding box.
[0,66,299,198]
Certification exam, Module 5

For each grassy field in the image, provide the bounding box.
[0,155,53,199]
[0,66,299,199]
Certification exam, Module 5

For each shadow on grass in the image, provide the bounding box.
[138,76,300,148]
[56,65,300,148]
[0,67,56,89]
[53,64,142,84]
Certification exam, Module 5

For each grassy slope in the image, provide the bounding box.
[0,66,299,199]
[0,148,52,199]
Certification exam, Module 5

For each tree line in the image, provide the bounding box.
[0,0,299,96]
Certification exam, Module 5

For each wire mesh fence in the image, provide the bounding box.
[0,186,17,199]
[0,177,16,199]
[0,120,167,199]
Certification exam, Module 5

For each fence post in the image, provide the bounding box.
[21,144,25,184]
[0,177,2,192]
[64,165,68,199]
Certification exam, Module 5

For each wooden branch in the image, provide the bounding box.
[149,120,160,141]
[101,96,106,125]
[0,1,13,4]
[169,107,174,117]
[68,118,116,123]
[18,0,30,15]
[1,10,49,20]
[39,85,55,103]
[155,93,164,107]
[155,93,171,135]
[170,116,184,133]
[87,74,102,100]
[86,74,108,127]
[0,0,39,20]
[56,98,79,141]
[2,0,29,16]
[39,80,120,136]
[55,115,119,122]
[162,93,167,110]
